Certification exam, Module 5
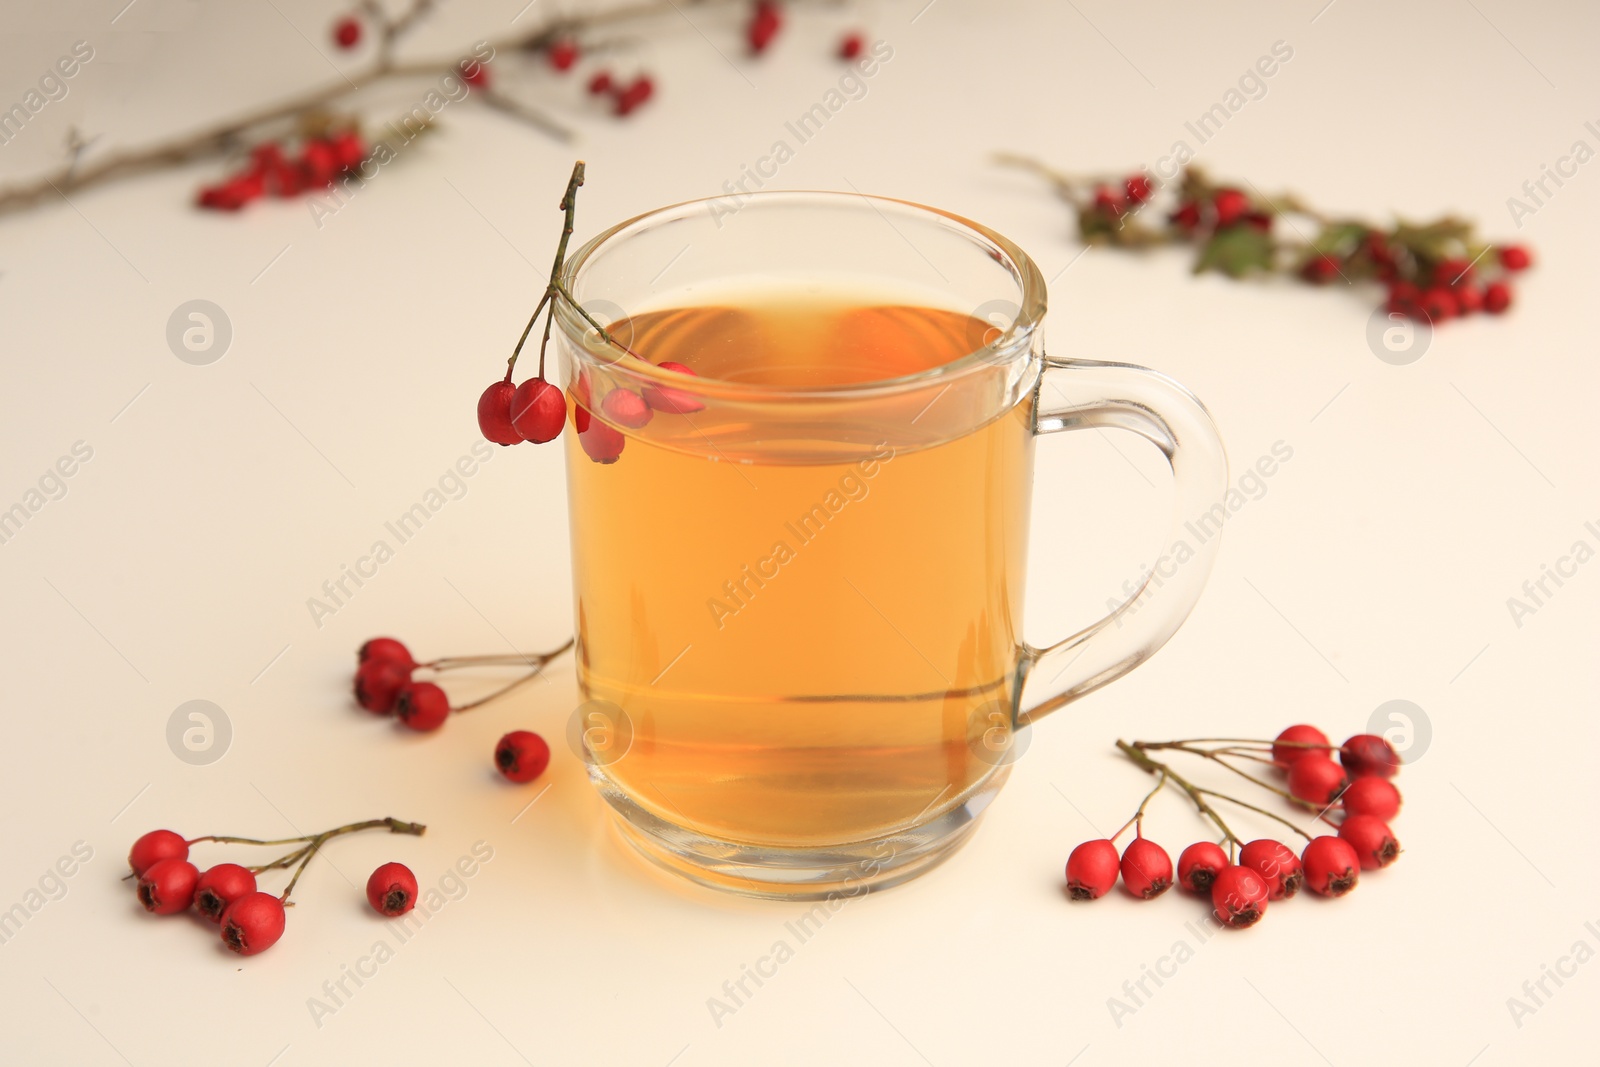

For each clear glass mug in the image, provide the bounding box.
[552,192,1228,899]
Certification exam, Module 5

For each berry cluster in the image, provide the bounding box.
[1003,155,1535,325]
[1065,726,1404,929]
[197,133,366,211]
[127,819,425,956]
[354,636,570,732]
[476,162,706,466]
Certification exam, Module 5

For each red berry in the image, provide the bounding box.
[747,2,783,53]
[1176,841,1229,893]
[1272,724,1330,768]
[1483,281,1512,314]
[248,143,286,175]
[1169,200,1201,231]
[1385,280,1420,316]
[1340,733,1400,779]
[328,130,366,170]
[1123,173,1153,204]
[579,418,626,464]
[494,730,551,783]
[1119,838,1173,899]
[1064,839,1119,901]
[220,892,286,956]
[128,829,187,875]
[1365,230,1393,265]
[1092,186,1127,219]
[395,681,450,732]
[1418,285,1457,323]
[137,858,199,915]
[600,389,653,429]
[1341,776,1401,821]
[300,138,339,186]
[1287,755,1348,806]
[642,361,706,414]
[510,378,567,444]
[587,70,614,95]
[1435,257,1474,287]
[1338,814,1400,869]
[1238,839,1303,901]
[366,862,419,916]
[1301,836,1360,897]
[1211,865,1269,928]
[1241,210,1273,233]
[615,75,654,116]
[460,59,490,89]
[1499,245,1531,271]
[548,39,580,71]
[359,637,414,670]
[355,658,411,714]
[333,17,361,49]
[477,380,521,446]
[1300,254,1340,284]
[1454,282,1483,315]
[194,863,257,923]
[838,32,864,60]
[1211,188,1248,226]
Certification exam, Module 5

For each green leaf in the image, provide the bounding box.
[1193,225,1274,278]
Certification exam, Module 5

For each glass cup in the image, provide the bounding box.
[553,192,1227,899]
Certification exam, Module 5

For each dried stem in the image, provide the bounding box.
[1117,740,1242,861]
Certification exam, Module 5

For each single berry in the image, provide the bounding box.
[1483,281,1512,314]
[355,658,412,714]
[1338,814,1399,870]
[1386,280,1420,316]
[194,864,257,923]
[1435,257,1474,287]
[1169,200,1201,230]
[495,730,551,783]
[1418,285,1457,323]
[1092,186,1127,219]
[1340,734,1400,779]
[1287,755,1348,806]
[747,1,783,53]
[300,138,339,186]
[1238,839,1303,901]
[332,16,361,49]
[1119,838,1173,899]
[328,130,366,170]
[1211,188,1249,226]
[395,681,450,731]
[510,378,567,444]
[460,59,490,89]
[1301,836,1360,896]
[838,32,864,60]
[1300,254,1340,284]
[1272,724,1330,768]
[587,70,614,95]
[1365,230,1393,265]
[1124,173,1153,204]
[1176,841,1229,893]
[137,858,200,915]
[1211,865,1269,928]
[129,829,187,875]
[478,380,522,446]
[1341,776,1401,821]
[220,892,286,956]
[1065,839,1120,901]
[1455,282,1483,315]
[359,637,414,670]
[615,75,654,116]
[600,389,653,429]
[1242,210,1273,232]
[579,418,626,464]
[548,39,580,71]
[1499,245,1531,271]
[642,361,706,414]
[366,862,419,916]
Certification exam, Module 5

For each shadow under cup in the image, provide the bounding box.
[553,193,1049,899]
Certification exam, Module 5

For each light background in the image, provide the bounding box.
[2,0,1597,1063]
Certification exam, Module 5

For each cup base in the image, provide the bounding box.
[595,767,1008,900]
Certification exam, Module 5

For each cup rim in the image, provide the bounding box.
[553,190,1047,401]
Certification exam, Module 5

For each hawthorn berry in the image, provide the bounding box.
[478,380,522,446]
[1455,282,1484,315]
[1241,211,1273,233]
[1418,286,1457,323]
[328,130,366,170]
[1386,280,1420,317]
[1169,200,1201,231]
[1287,755,1348,806]
[366,862,419,916]
[1065,839,1119,901]
[221,892,287,956]
[1177,841,1229,893]
[1238,839,1303,900]
[838,32,864,60]
[1340,734,1400,779]
[300,138,339,186]
[1301,836,1360,896]
[137,858,200,915]
[1338,814,1400,870]
[359,637,414,670]
[600,388,653,429]
[587,70,614,95]
[1211,188,1249,227]
[1499,245,1531,271]
[1211,865,1269,928]
[395,681,450,732]
[460,59,490,89]
[642,361,706,414]
[510,378,567,443]
[1483,281,1512,314]
[355,658,412,714]
[495,730,551,783]
[333,17,362,49]
[615,75,654,116]
[194,863,257,923]
[747,1,783,53]
[1272,724,1330,768]
[1119,838,1173,899]
[1341,776,1401,821]
[579,419,626,464]
[1436,257,1474,287]
[548,39,580,71]
[1124,173,1153,204]
[1300,254,1340,284]
[128,829,188,876]
[1092,186,1127,220]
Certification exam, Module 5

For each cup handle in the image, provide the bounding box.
[1018,355,1229,726]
